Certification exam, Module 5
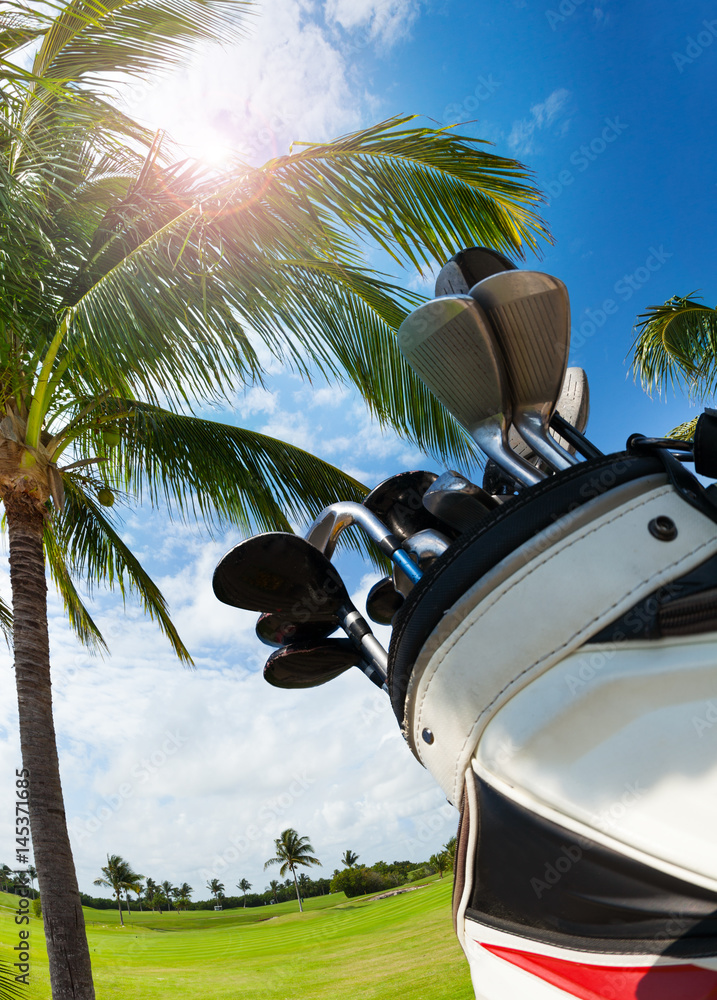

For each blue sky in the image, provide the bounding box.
[1,0,715,902]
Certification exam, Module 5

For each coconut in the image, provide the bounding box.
[97,488,115,507]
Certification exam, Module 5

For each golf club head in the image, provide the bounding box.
[398,297,544,487]
[263,638,362,689]
[366,577,404,626]
[469,271,577,471]
[552,367,590,454]
[393,528,451,597]
[435,246,517,297]
[482,459,522,496]
[363,470,451,541]
[422,470,498,534]
[256,611,336,648]
[213,532,348,618]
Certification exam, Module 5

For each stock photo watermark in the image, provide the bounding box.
[544,117,628,205]
[443,76,501,123]
[672,19,717,72]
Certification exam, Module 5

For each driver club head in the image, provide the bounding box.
[213,532,348,619]
[263,639,363,689]
[256,612,335,648]
[365,577,404,625]
[398,297,545,487]
[469,271,577,471]
[363,470,455,541]
[435,246,517,297]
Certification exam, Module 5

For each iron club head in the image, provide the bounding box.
[363,470,455,541]
[422,470,498,534]
[469,271,577,471]
[398,296,545,487]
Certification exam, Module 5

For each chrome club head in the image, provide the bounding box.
[435,246,516,297]
[398,296,545,487]
[469,270,577,471]
[422,470,498,534]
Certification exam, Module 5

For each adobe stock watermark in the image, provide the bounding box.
[691,700,717,738]
[544,117,628,205]
[401,802,456,854]
[443,76,501,124]
[200,770,316,881]
[530,781,645,898]
[71,730,188,844]
[571,245,672,353]
[672,19,717,73]
[545,0,590,31]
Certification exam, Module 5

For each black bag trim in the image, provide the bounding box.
[388,452,669,722]
[588,552,717,643]
[465,776,717,958]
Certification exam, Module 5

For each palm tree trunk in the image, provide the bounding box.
[6,491,95,999]
[115,890,123,927]
[290,866,303,913]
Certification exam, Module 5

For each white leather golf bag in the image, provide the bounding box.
[389,447,717,1000]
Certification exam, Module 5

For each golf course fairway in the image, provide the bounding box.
[0,878,474,998]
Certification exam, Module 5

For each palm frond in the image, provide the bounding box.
[31,0,253,84]
[631,295,717,399]
[667,417,698,441]
[55,475,191,663]
[44,524,107,650]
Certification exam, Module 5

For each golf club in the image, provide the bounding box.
[435,246,517,297]
[256,611,335,648]
[365,577,404,626]
[213,532,388,682]
[393,527,451,597]
[304,501,422,585]
[263,638,384,690]
[398,296,546,486]
[469,270,578,471]
[422,470,499,534]
[362,470,453,541]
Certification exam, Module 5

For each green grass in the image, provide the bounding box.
[0,879,474,998]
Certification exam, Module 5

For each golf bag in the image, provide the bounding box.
[389,449,717,1000]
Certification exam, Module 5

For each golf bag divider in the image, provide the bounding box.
[389,452,673,725]
[402,481,717,807]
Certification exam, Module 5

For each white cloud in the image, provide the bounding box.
[326,0,420,46]
[508,88,571,155]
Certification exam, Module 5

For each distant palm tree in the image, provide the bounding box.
[131,882,145,913]
[264,829,321,913]
[0,866,13,892]
[206,879,225,907]
[161,881,175,911]
[93,856,142,928]
[27,866,38,895]
[443,837,457,869]
[268,880,280,903]
[430,852,448,878]
[341,850,359,868]
[236,879,252,907]
[174,883,193,912]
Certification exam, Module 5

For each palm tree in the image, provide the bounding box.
[264,829,321,913]
[0,866,13,892]
[632,294,717,438]
[430,852,448,878]
[132,882,144,913]
[236,878,252,907]
[160,881,175,911]
[268,879,280,903]
[92,856,142,928]
[341,850,359,868]
[174,883,193,911]
[206,878,225,906]
[443,836,457,872]
[1,5,547,997]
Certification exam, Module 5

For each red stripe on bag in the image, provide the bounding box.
[483,944,717,999]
